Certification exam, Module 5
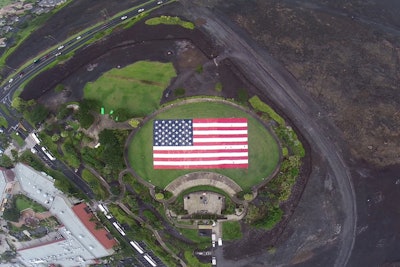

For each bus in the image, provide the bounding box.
[143,254,157,267]
[97,204,112,219]
[112,222,126,236]
[41,147,56,161]
[129,241,144,254]
[31,133,41,144]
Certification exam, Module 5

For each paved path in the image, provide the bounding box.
[165,172,242,198]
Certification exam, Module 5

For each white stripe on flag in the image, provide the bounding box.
[193,122,248,127]
[194,137,248,143]
[193,130,248,135]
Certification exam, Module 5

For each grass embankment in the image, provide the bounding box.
[84,61,176,117]
[145,16,195,30]
[222,221,242,240]
[129,101,280,190]
[246,95,305,229]
[81,169,109,201]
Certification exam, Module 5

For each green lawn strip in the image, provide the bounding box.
[128,101,280,190]
[10,132,24,146]
[0,0,12,8]
[15,195,47,213]
[222,221,242,240]
[81,169,109,200]
[0,116,8,128]
[84,61,176,117]
[145,16,195,30]
[184,251,211,267]
[0,103,11,117]
[179,228,210,246]
[60,142,80,169]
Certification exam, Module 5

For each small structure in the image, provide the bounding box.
[183,191,225,215]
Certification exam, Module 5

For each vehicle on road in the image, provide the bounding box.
[55,52,61,57]
[8,78,13,83]
[138,8,144,13]
[33,58,40,64]
[143,253,157,267]
[120,15,127,20]
[76,36,81,40]
[218,237,222,246]
[157,1,163,4]
[57,45,64,50]
[41,146,56,161]
[212,257,217,266]
[129,241,144,254]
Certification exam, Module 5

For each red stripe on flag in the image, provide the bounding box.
[154,164,249,169]
[153,149,248,154]
[193,118,248,123]
[193,127,248,130]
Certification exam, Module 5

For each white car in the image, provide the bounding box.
[8,78,13,83]
[57,45,64,50]
[138,8,144,13]
[55,52,61,57]
[76,36,81,40]
[120,15,127,20]
[157,1,163,4]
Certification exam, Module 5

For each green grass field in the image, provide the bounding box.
[128,101,280,190]
[84,61,176,117]
[0,0,13,8]
[15,195,47,213]
[81,169,109,200]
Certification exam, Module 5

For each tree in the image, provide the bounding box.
[0,155,13,169]
[0,133,10,148]
[29,104,49,125]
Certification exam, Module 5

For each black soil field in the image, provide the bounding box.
[4,0,141,75]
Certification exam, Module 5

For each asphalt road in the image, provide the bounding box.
[180,5,357,267]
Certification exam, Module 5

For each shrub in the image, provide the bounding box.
[215,82,223,92]
[249,95,285,126]
[174,88,185,97]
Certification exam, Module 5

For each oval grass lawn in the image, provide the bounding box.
[128,101,280,191]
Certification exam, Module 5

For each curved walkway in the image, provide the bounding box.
[165,172,242,198]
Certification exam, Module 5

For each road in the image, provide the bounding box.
[180,5,357,267]
[0,0,172,200]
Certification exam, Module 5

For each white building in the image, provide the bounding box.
[12,163,116,267]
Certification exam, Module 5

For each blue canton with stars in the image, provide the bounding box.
[153,119,193,146]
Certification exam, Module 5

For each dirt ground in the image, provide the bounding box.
[12,1,400,267]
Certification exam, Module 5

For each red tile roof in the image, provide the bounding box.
[72,203,117,249]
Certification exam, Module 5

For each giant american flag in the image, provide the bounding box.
[153,118,248,169]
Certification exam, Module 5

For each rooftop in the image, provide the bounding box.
[72,203,117,249]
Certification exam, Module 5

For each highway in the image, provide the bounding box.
[0,0,171,200]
